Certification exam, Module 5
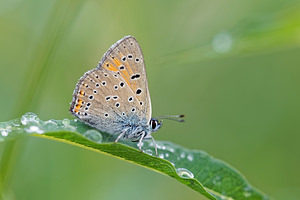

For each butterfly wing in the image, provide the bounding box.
[99,36,151,120]
[70,36,152,134]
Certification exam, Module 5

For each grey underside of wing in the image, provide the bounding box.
[98,36,152,121]
[70,36,152,135]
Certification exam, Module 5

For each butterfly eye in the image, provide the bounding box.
[151,120,157,129]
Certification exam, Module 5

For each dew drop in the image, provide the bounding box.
[243,192,251,198]
[212,32,233,53]
[137,141,144,148]
[61,118,76,132]
[1,130,9,137]
[176,168,194,179]
[219,194,233,200]
[62,119,70,126]
[44,120,58,131]
[10,119,21,127]
[180,152,186,158]
[83,129,103,143]
[25,125,44,134]
[187,154,194,161]
[243,186,252,198]
[145,149,153,155]
[212,176,222,185]
[169,148,175,153]
[21,112,39,125]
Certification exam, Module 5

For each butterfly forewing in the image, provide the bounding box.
[98,36,151,121]
[70,36,152,134]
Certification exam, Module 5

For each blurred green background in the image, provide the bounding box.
[1,0,300,199]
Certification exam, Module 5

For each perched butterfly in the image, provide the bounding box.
[69,36,184,156]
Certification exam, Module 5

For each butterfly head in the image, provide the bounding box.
[149,118,162,133]
[149,114,185,133]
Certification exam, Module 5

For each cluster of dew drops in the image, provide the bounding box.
[0,113,196,179]
[141,140,195,179]
[0,112,103,144]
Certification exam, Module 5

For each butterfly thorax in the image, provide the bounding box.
[119,117,162,141]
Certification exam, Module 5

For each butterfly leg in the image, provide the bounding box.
[114,130,126,143]
[137,132,146,153]
[150,136,158,157]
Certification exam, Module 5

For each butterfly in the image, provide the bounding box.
[69,36,184,156]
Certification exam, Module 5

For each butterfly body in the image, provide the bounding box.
[70,36,163,155]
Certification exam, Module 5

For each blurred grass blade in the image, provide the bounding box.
[15,0,84,117]
[0,113,270,200]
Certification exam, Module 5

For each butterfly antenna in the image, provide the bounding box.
[156,115,185,122]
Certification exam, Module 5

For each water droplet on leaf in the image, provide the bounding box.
[176,168,194,179]
[83,129,103,143]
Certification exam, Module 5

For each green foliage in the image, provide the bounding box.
[0,113,270,200]
[1,0,300,199]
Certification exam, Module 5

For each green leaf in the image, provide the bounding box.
[0,113,270,200]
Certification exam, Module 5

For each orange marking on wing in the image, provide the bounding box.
[124,62,134,75]
[120,74,131,88]
[120,69,130,82]
[75,104,81,109]
[107,57,134,89]
[79,91,85,96]
[107,53,137,91]
[104,62,118,72]
[78,99,83,104]
[111,58,122,67]
[115,64,136,89]
[123,63,138,90]
[74,110,78,113]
